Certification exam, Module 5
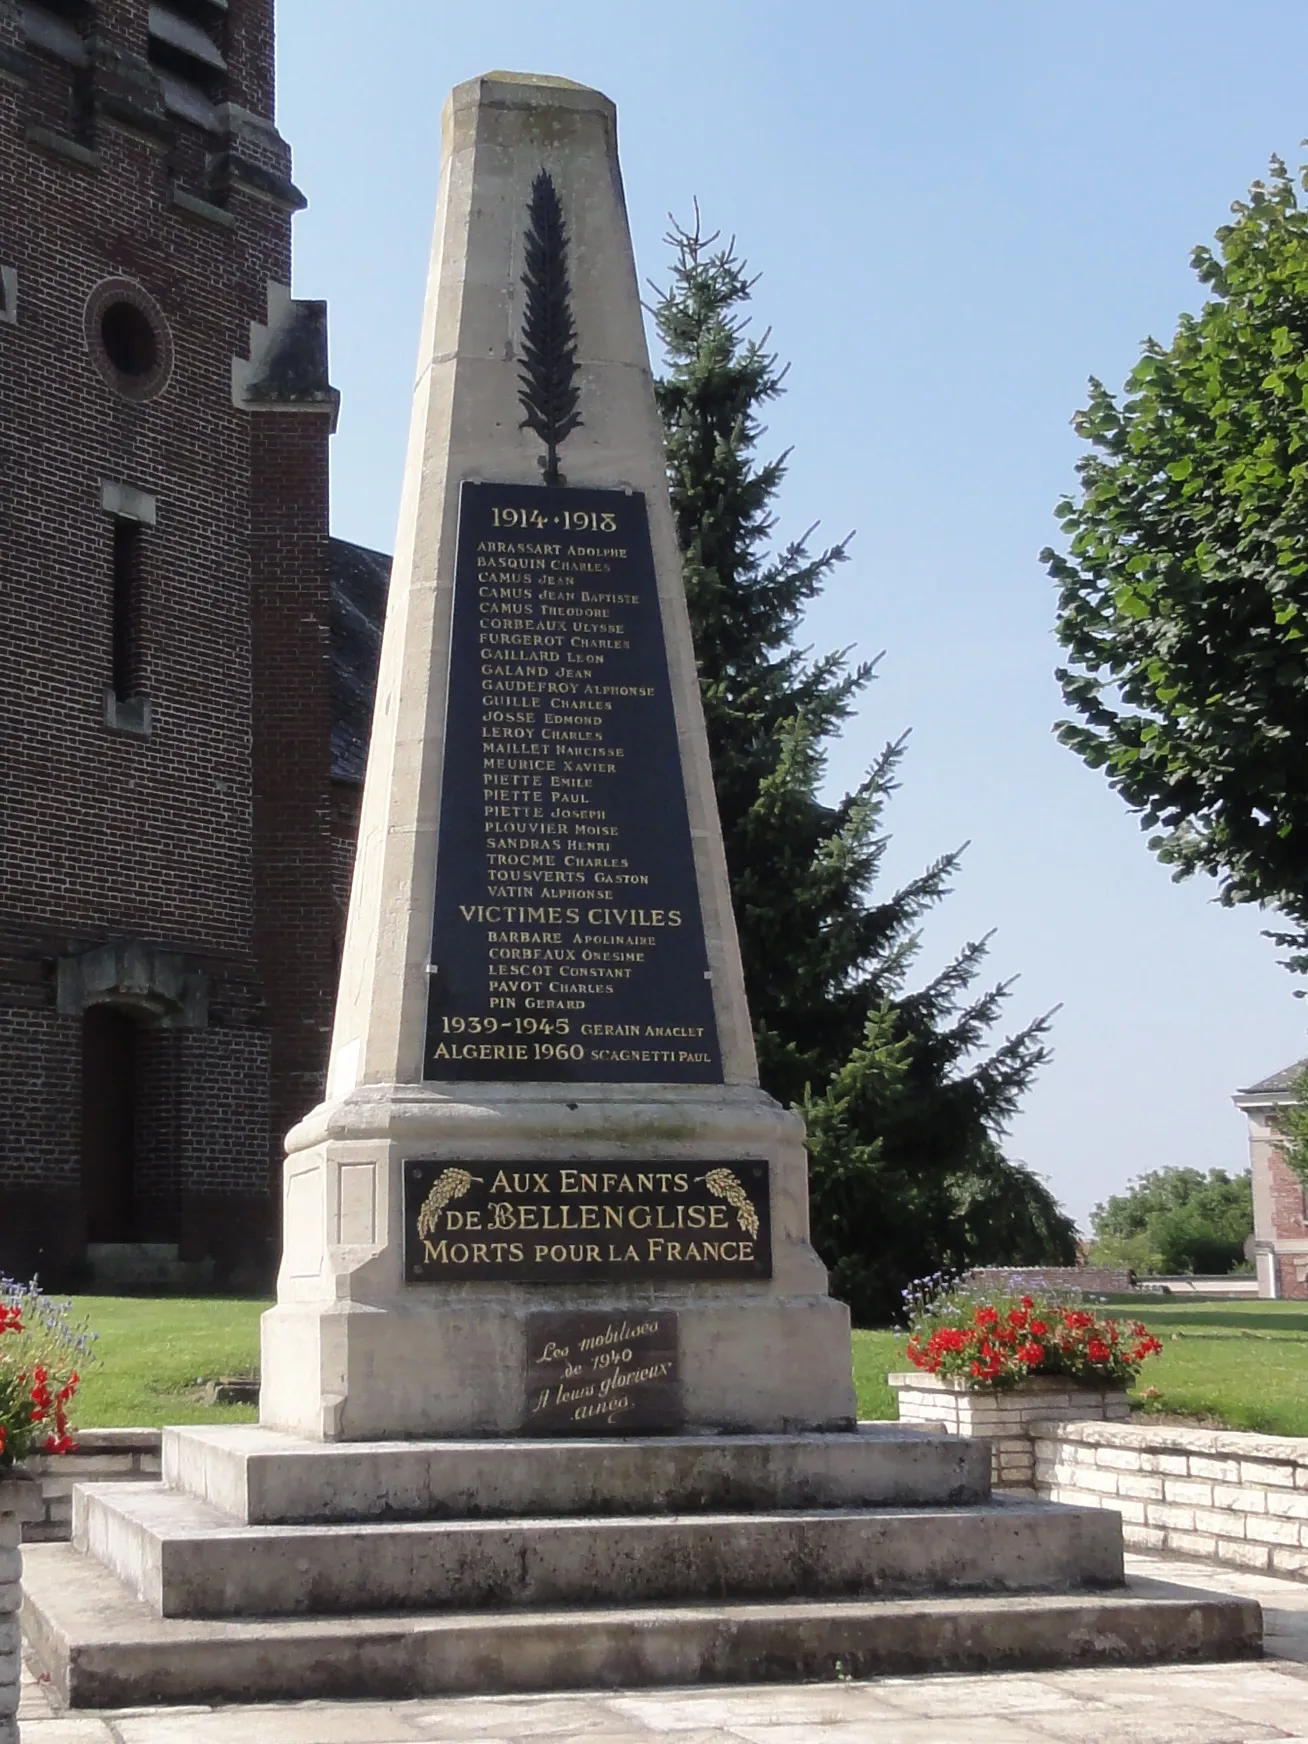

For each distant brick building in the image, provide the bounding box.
[0,0,370,1287]
[1233,1062,1308,1300]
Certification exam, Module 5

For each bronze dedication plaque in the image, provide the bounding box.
[403,1157,771,1284]
[524,1310,681,1434]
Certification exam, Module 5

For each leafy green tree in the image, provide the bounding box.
[652,220,1076,1324]
[1047,158,1308,972]
[1089,1167,1253,1275]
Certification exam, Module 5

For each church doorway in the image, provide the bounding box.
[80,1005,140,1243]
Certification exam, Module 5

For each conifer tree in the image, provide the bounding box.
[652,221,1075,1324]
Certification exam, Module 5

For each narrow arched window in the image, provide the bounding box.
[80,1006,139,1244]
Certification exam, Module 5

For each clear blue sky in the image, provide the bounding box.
[277,0,1308,1227]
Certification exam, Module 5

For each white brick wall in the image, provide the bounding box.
[1033,1419,1308,1581]
[890,1373,1130,1490]
[0,1475,42,1744]
[19,1430,161,1543]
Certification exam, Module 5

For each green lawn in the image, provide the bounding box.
[68,1297,266,1428]
[1095,1294,1308,1437]
[55,1294,1308,1437]
[851,1328,901,1421]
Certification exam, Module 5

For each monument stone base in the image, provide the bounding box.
[259,1082,856,1441]
[20,1421,1261,1707]
[262,1292,855,1441]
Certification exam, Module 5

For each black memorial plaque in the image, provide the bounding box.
[403,1157,771,1284]
[523,1310,681,1435]
[424,480,722,1083]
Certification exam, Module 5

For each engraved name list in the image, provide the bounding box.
[424,481,723,1083]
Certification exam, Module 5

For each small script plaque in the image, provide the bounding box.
[403,1157,771,1284]
[524,1310,681,1434]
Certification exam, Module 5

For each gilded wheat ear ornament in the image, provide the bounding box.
[416,1167,475,1240]
[702,1168,761,1238]
[518,168,583,486]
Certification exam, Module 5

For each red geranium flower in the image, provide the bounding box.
[902,1285,1162,1393]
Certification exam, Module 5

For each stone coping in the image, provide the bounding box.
[1031,1417,1308,1463]
[32,1418,1308,1466]
[66,1429,162,1452]
[888,1372,1126,1396]
[22,1428,162,1468]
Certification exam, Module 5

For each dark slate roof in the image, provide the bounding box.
[330,537,390,783]
[1237,1059,1308,1098]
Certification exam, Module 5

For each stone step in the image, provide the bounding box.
[21,1541,1261,1708]
[162,1421,991,1524]
[84,1243,213,1291]
[76,1481,1123,1619]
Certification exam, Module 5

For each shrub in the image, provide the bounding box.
[0,1277,96,1467]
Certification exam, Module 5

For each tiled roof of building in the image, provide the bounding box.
[329,537,390,783]
[1237,1059,1308,1098]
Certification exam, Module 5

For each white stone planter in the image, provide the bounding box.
[889,1371,1130,1490]
[0,1472,41,1744]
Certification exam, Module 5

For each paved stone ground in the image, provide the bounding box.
[16,1556,1308,1743]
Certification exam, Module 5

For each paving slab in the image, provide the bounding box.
[1048,1657,1308,1724]
[606,1685,909,1727]
[725,1727,1058,1744]
[1021,1704,1289,1742]
[7,1721,116,1743]
[848,1671,1111,1717]
[404,1695,632,1735]
[109,1707,434,1743]
[17,1648,1308,1742]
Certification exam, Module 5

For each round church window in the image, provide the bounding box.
[85,278,173,402]
[100,301,159,377]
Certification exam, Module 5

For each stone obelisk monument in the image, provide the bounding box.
[19,72,1252,1718]
[260,71,856,1440]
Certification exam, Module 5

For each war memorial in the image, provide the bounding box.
[20,72,1258,1705]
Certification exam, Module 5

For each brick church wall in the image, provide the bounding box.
[250,413,336,1178]
[0,0,336,1284]
[0,1008,81,1280]
[0,1009,80,1193]
[330,781,363,942]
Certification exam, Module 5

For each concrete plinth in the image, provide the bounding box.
[80,1422,1016,1620]
[161,1422,989,1523]
[262,1084,854,1440]
[20,1424,1265,1704]
[21,1541,1262,1708]
[76,1484,1126,1619]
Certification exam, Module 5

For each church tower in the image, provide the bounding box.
[0,0,338,1284]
